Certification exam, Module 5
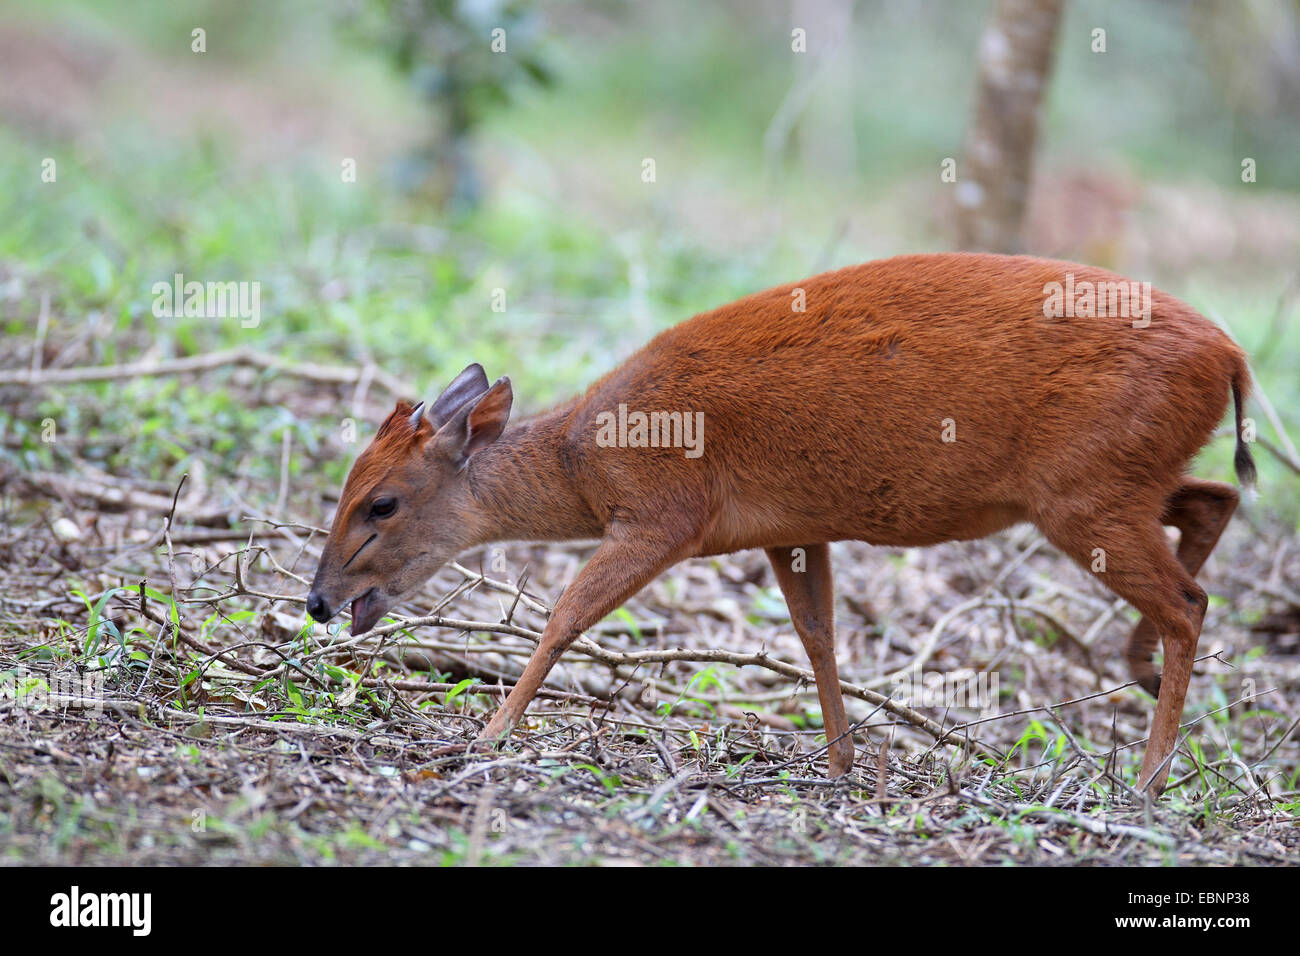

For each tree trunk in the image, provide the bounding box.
[955,0,1065,253]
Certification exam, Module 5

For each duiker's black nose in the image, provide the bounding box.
[306,591,332,623]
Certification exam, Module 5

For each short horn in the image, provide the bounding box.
[408,401,426,430]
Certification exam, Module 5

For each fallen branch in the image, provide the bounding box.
[351,611,994,756]
[963,790,1178,848]
[0,346,413,398]
[4,467,232,525]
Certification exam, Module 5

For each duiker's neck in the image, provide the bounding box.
[466,405,602,544]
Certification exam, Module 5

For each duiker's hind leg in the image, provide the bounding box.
[1039,513,1207,795]
[1126,478,1238,697]
[766,544,855,776]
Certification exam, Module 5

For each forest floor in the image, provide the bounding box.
[2,354,1298,866]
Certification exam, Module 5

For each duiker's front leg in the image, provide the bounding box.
[477,524,698,742]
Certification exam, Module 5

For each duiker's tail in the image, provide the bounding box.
[1231,358,1257,490]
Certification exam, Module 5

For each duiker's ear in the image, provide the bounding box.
[433,377,513,464]
[428,363,491,429]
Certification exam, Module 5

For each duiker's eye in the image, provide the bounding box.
[370,496,397,518]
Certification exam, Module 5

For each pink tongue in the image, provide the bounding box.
[351,592,378,633]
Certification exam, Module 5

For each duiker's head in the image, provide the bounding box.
[306,363,512,633]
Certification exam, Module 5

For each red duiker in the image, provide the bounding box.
[306,252,1255,796]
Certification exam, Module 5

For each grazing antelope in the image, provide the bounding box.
[306,252,1254,796]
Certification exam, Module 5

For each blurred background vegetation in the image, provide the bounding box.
[2,0,1298,516]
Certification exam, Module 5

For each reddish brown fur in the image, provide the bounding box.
[333,403,425,526]
[309,252,1254,797]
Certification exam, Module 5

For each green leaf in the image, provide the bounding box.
[444,678,481,704]
[611,607,642,641]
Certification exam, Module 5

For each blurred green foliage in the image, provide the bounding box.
[340,0,554,208]
[0,0,1296,520]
